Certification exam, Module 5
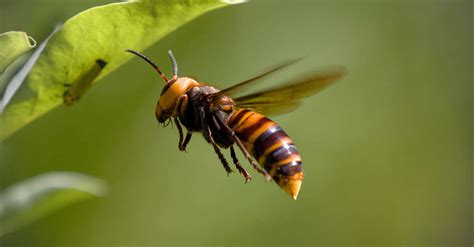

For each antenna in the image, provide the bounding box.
[168,50,178,80]
[126,49,168,83]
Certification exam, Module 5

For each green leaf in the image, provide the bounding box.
[0,31,36,74]
[0,0,242,142]
[0,172,107,237]
[0,27,58,116]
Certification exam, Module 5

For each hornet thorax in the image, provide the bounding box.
[178,85,235,148]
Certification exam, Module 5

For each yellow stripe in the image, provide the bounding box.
[247,121,275,143]
[233,110,255,129]
[274,154,301,167]
[235,111,260,133]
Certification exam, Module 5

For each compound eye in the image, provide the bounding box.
[160,79,177,96]
[160,83,171,96]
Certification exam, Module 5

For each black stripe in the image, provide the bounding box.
[278,160,303,176]
[160,79,177,96]
[253,126,286,159]
[265,144,299,165]
[229,109,250,129]
[240,117,271,142]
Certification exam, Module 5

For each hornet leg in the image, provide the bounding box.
[173,118,192,152]
[174,94,188,116]
[174,118,185,151]
[212,112,271,180]
[181,132,193,152]
[174,95,193,152]
[230,146,251,183]
[199,107,233,175]
[233,136,271,181]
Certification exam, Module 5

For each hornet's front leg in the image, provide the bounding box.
[173,94,193,152]
[181,132,192,151]
[198,107,233,175]
[173,118,192,152]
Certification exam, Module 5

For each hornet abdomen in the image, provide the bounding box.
[228,109,303,199]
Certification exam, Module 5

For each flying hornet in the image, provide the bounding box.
[126,49,346,200]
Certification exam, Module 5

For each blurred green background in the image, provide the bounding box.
[0,0,472,246]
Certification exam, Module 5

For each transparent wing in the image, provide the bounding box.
[208,58,302,100]
[232,67,347,116]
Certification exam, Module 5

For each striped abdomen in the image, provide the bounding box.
[228,109,303,199]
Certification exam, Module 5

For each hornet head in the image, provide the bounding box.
[126,49,198,124]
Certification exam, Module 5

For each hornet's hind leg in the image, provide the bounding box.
[211,111,271,180]
[232,136,271,180]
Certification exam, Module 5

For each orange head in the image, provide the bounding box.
[126,49,198,123]
[155,77,198,123]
